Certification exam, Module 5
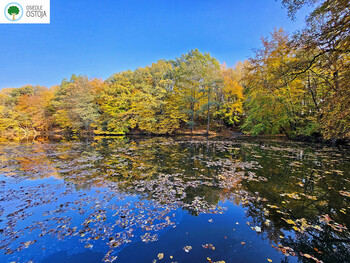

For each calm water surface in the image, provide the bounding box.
[0,137,349,263]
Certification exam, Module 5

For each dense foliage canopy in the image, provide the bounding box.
[1,0,349,139]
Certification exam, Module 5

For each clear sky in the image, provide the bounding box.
[0,0,310,89]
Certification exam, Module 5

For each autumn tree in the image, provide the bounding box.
[97,60,186,135]
[173,49,221,134]
[0,92,17,133]
[52,75,99,132]
[0,86,53,134]
[280,0,350,139]
[215,63,245,128]
[15,87,53,132]
[242,29,305,137]
[129,60,186,134]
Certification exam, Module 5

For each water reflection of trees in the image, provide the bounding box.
[0,137,349,262]
[236,144,350,263]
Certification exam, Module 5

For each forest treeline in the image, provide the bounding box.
[0,0,349,139]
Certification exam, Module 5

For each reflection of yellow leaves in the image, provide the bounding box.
[282,192,301,200]
[267,259,272,262]
[305,195,317,200]
[312,225,323,231]
[282,218,296,225]
[332,170,343,174]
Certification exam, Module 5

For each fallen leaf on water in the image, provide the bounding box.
[253,226,261,232]
[241,242,245,245]
[85,243,93,249]
[300,253,323,263]
[183,246,192,252]
[202,243,215,250]
[23,240,36,248]
[339,190,350,197]
[157,253,164,260]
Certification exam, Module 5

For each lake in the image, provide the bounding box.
[0,136,349,263]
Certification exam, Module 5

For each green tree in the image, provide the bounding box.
[98,60,186,135]
[97,71,133,134]
[129,60,185,134]
[173,49,220,134]
[52,75,100,132]
[242,29,305,137]
[8,6,20,20]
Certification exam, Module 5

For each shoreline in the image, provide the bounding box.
[0,130,348,146]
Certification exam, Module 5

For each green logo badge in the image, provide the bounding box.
[5,2,23,22]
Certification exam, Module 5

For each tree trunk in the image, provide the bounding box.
[282,127,291,139]
[12,14,15,20]
[206,88,210,135]
[206,110,210,135]
[308,73,320,112]
[191,88,195,135]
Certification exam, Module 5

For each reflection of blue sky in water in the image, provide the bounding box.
[0,176,187,262]
[0,137,349,262]
[117,201,297,263]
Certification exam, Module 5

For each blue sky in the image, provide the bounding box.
[0,0,311,89]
